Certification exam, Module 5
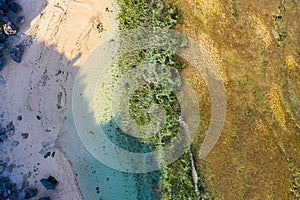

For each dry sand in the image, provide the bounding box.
[0,0,119,199]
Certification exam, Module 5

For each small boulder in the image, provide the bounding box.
[21,132,29,139]
[40,176,59,190]
[24,188,38,199]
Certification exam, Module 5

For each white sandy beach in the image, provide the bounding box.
[0,0,119,199]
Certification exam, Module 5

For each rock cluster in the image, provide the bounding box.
[0,159,39,200]
[0,119,56,200]
[0,175,20,199]
[0,0,25,72]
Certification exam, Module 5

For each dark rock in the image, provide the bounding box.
[0,127,5,135]
[39,197,51,200]
[22,180,29,190]
[24,188,38,199]
[0,133,7,142]
[6,121,14,131]
[0,75,5,85]
[40,176,59,190]
[21,132,29,139]
[43,152,51,158]
[6,129,14,136]
[9,2,22,13]
[6,121,15,136]
[9,44,24,63]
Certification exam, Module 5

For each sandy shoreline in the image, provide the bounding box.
[0,0,119,199]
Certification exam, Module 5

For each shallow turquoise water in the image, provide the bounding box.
[60,113,160,200]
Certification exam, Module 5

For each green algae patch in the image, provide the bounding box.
[116,0,206,198]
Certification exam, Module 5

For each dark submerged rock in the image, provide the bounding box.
[0,74,5,85]
[39,197,51,200]
[9,44,23,63]
[21,132,29,139]
[8,2,22,13]
[11,140,19,147]
[40,176,59,190]
[24,188,38,199]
